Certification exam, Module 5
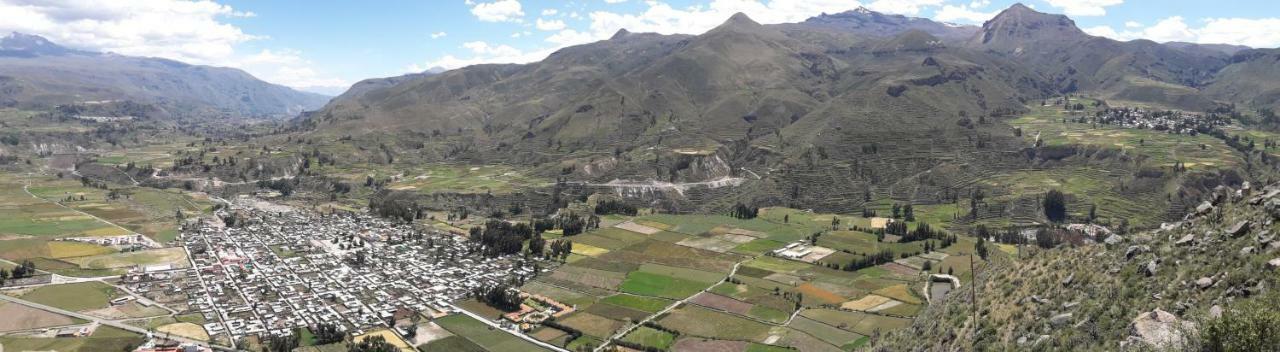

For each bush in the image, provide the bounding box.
[1200,292,1280,352]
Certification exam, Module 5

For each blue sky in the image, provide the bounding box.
[2,0,1278,95]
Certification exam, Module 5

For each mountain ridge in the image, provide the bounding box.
[0,32,330,119]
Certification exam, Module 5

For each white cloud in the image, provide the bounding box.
[510,30,532,38]
[232,49,350,92]
[1124,20,1141,28]
[431,31,448,39]
[540,8,558,16]
[934,4,996,24]
[867,0,945,16]
[1082,25,1121,38]
[418,0,881,71]
[536,18,566,31]
[604,0,627,3]
[468,0,525,22]
[420,41,555,70]
[0,0,346,92]
[1044,0,1123,17]
[0,0,257,63]
[1083,16,1280,48]
[968,0,990,8]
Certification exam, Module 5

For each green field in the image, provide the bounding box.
[619,271,713,299]
[622,326,676,350]
[658,305,773,342]
[434,314,553,352]
[0,325,145,351]
[600,294,673,313]
[19,281,120,312]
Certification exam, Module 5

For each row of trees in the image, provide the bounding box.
[470,220,535,257]
[473,284,522,312]
[731,203,759,219]
[0,260,37,285]
[593,199,637,216]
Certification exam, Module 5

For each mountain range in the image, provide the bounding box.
[291,3,1280,216]
[0,32,330,120]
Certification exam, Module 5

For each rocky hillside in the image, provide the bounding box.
[872,183,1280,350]
[0,33,330,119]
[299,4,1269,217]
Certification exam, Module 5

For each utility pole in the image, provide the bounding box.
[969,251,978,347]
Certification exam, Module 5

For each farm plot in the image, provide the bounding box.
[658,305,772,342]
[18,281,120,312]
[619,271,712,300]
[689,292,753,315]
[600,294,674,313]
[559,312,625,339]
[546,265,627,291]
[433,314,553,352]
[671,338,749,352]
[800,309,913,336]
[0,325,145,352]
[622,326,677,350]
[64,247,190,270]
[0,301,83,332]
[786,315,865,348]
[614,221,662,235]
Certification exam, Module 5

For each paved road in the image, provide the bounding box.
[448,303,570,352]
[0,293,233,351]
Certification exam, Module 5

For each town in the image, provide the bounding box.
[160,198,540,348]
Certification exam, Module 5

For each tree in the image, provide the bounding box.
[1043,189,1068,223]
[903,204,915,222]
[975,237,989,261]
[348,335,397,352]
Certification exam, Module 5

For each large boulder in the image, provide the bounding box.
[1129,309,1195,349]
[1175,234,1195,246]
[1228,220,1252,238]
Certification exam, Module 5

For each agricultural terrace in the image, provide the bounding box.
[481,206,997,352]
[1011,98,1244,170]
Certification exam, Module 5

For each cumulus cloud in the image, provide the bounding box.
[535,18,566,31]
[232,49,350,93]
[418,41,556,70]
[1083,16,1280,48]
[1045,0,1123,17]
[934,3,997,23]
[419,0,870,71]
[431,31,448,39]
[0,0,346,92]
[867,0,945,16]
[540,8,558,16]
[604,0,627,3]
[467,0,525,23]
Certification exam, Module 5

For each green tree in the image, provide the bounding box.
[1043,190,1068,223]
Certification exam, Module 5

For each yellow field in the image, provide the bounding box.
[355,329,414,352]
[64,247,189,269]
[872,284,922,305]
[155,323,209,341]
[570,243,610,257]
[46,241,116,258]
[81,227,132,237]
[841,294,893,311]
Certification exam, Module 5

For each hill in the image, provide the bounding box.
[873,183,1280,350]
[0,32,330,119]
[291,4,1262,226]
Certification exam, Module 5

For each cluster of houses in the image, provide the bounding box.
[171,201,538,344]
[502,292,575,331]
[1091,108,1227,135]
[58,233,158,250]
